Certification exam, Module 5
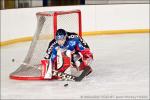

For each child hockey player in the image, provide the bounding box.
[43,29,93,81]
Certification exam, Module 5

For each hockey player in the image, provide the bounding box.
[44,29,93,81]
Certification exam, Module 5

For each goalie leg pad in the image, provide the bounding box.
[56,55,71,72]
[41,59,53,79]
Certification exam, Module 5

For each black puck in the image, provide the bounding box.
[12,58,15,62]
[64,84,68,87]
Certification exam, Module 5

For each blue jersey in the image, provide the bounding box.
[44,32,90,61]
[50,36,85,61]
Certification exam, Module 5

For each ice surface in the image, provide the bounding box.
[1,33,149,99]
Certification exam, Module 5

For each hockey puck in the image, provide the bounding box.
[64,84,68,87]
[12,58,15,62]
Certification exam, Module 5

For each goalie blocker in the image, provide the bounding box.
[41,49,93,81]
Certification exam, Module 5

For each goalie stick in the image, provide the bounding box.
[52,67,90,82]
[74,66,91,81]
[52,70,76,81]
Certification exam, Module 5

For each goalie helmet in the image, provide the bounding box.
[56,29,67,40]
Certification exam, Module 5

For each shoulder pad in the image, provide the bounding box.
[67,33,79,39]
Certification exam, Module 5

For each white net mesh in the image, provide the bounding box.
[10,10,81,80]
[57,13,79,33]
[25,16,53,65]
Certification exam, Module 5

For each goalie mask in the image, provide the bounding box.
[56,29,67,40]
[56,29,67,46]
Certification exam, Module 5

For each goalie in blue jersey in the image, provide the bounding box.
[42,29,93,81]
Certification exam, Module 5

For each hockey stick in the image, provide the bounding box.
[52,66,91,82]
[52,70,76,81]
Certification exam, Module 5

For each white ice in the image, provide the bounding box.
[1,33,149,99]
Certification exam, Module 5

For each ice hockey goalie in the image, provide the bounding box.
[41,29,93,81]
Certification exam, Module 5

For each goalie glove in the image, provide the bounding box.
[80,49,93,60]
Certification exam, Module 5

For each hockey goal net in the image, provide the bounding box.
[10,10,82,80]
